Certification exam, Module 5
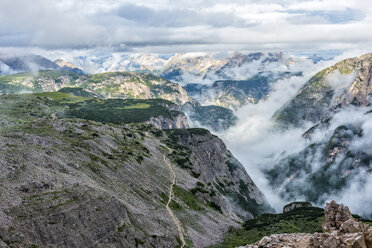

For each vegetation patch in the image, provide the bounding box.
[117,223,129,232]
[64,98,173,124]
[173,185,204,211]
[212,207,324,248]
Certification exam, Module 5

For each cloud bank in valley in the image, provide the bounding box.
[208,51,372,214]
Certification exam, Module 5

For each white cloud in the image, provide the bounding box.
[0,0,371,52]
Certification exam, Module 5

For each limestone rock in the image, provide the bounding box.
[323,200,353,232]
[258,236,271,247]
[245,201,372,248]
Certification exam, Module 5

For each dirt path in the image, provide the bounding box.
[163,155,186,248]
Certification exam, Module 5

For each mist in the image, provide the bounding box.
[196,51,371,213]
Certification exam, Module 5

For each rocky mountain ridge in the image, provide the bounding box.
[0,52,320,110]
[0,54,84,75]
[276,53,372,126]
[0,70,237,131]
[0,92,272,248]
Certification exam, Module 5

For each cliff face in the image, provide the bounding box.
[145,111,190,130]
[0,93,270,248]
[166,129,273,220]
[276,53,372,126]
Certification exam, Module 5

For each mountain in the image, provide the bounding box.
[7,52,315,110]
[275,53,372,127]
[266,54,372,209]
[160,53,227,82]
[0,92,272,247]
[0,54,84,75]
[0,70,237,131]
[61,52,313,83]
[160,52,300,84]
[68,54,168,74]
[161,52,307,108]
[54,59,84,75]
[307,54,333,64]
[184,71,302,108]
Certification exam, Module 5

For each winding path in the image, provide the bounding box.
[163,155,186,248]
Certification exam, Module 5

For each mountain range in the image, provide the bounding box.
[0,52,325,109]
[0,70,236,132]
[0,51,371,247]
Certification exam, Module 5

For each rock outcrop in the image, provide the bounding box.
[283,201,312,213]
[312,201,372,248]
[145,112,190,130]
[245,201,372,248]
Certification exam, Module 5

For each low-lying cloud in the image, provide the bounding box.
[194,52,372,213]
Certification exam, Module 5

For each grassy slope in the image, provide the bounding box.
[0,92,175,125]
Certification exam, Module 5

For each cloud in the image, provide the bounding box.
[116,4,249,28]
[202,58,339,211]
[0,0,372,52]
[206,52,372,214]
[185,52,371,212]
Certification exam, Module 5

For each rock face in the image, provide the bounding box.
[145,112,190,130]
[276,53,372,127]
[245,201,372,248]
[283,201,312,213]
[166,129,274,220]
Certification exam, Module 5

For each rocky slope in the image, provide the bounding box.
[245,201,372,248]
[276,53,372,127]
[0,70,237,131]
[265,53,372,209]
[0,92,272,248]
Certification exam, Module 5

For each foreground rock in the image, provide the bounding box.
[245,201,372,248]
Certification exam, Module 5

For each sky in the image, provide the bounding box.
[1,0,372,54]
